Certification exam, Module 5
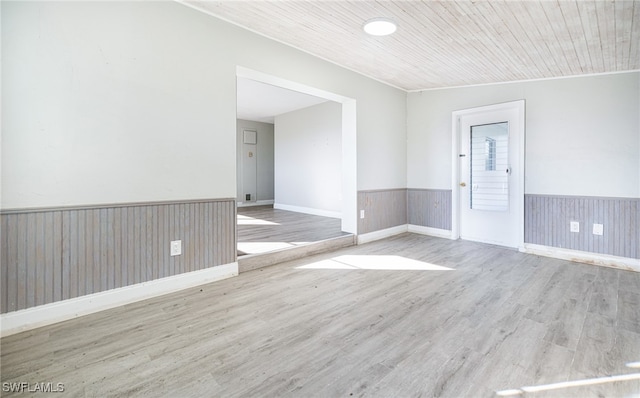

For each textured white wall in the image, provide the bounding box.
[1,1,406,209]
[274,102,342,214]
[407,72,640,198]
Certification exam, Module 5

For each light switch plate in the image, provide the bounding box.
[593,224,603,236]
[360,210,365,219]
[570,221,579,233]
[171,240,182,256]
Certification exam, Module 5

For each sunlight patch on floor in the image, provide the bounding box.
[237,215,280,226]
[297,255,454,271]
[238,242,294,254]
[496,371,640,396]
[238,241,312,255]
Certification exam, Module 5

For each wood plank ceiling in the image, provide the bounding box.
[184,0,640,91]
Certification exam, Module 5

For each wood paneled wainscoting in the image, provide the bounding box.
[357,189,407,235]
[407,188,452,231]
[524,195,639,260]
[0,199,237,315]
[358,188,453,240]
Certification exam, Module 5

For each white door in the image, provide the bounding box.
[455,101,524,248]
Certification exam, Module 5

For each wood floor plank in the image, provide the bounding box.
[587,266,620,322]
[2,233,638,397]
[618,290,640,334]
[570,313,619,378]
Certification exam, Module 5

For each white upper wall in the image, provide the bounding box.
[274,102,342,214]
[408,72,640,198]
[1,1,406,209]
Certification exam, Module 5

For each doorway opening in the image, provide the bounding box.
[235,67,357,263]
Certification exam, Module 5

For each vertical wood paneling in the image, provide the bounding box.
[76,210,86,297]
[68,210,79,299]
[203,203,210,269]
[133,206,142,284]
[107,208,115,290]
[52,211,63,304]
[525,194,639,259]
[26,213,37,309]
[637,199,640,259]
[0,199,236,314]
[186,203,193,273]
[214,202,221,266]
[145,206,153,282]
[168,204,175,277]
[7,215,18,312]
[214,202,220,265]
[216,203,222,263]
[158,205,166,279]
[34,213,44,307]
[187,1,640,91]
[357,189,454,235]
[94,209,103,293]
[197,203,204,269]
[114,207,122,288]
[16,214,26,310]
[1,214,8,313]
[357,189,407,235]
[42,212,54,305]
[407,189,452,231]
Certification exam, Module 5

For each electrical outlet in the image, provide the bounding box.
[570,221,579,233]
[360,210,365,219]
[593,224,603,236]
[170,240,182,256]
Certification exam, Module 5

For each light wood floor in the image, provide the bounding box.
[2,234,639,397]
[237,206,348,255]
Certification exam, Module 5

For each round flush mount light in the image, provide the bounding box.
[363,17,397,36]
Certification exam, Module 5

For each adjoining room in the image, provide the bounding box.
[235,73,357,271]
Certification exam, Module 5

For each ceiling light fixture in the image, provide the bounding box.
[363,17,397,36]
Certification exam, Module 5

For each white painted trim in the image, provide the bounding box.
[357,225,408,245]
[238,200,274,207]
[1,263,239,337]
[274,203,341,219]
[451,100,525,250]
[408,225,455,240]
[522,244,640,273]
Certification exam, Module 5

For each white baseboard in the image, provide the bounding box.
[522,244,640,273]
[274,203,341,219]
[357,225,408,245]
[1,262,239,337]
[238,200,274,207]
[408,225,455,239]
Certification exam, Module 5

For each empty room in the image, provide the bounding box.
[1,1,639,397]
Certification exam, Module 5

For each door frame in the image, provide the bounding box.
[451,100,525,249]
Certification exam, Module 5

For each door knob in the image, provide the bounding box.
[459,182,467,187]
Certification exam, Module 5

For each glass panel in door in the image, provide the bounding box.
[470,122,508,211]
